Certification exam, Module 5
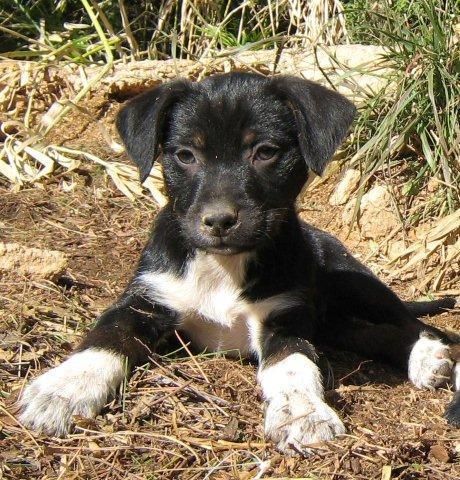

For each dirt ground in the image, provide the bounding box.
[1,93,460,480]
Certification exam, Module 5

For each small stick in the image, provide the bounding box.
[175,330,210,384]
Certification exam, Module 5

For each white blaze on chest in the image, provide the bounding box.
[137,252,301,357]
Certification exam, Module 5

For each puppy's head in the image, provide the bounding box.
[117,73,355,254]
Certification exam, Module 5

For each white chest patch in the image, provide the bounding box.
[137,252,300,357]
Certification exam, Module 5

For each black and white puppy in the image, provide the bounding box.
[20,73,460,452]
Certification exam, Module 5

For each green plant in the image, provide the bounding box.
[343,0,428,44]
[349,0,459,223]
[0,1,348,62]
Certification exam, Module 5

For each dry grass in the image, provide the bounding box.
[388,210,460,295]
[159,0,348,59]
[0,58,168,205]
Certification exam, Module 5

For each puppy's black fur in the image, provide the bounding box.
[110,72,456,363]
[20,72,460,444]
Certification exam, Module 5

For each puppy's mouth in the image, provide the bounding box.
[198,238,253,255]
[183,209,266,255]
[202,245,247,255]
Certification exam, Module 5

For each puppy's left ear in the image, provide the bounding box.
[270,76,356,175]
[116,80,191,183]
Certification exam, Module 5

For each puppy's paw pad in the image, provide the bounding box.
[409,334,453,389]
[264,392,345,455]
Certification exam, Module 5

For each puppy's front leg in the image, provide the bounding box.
[20,292,178,436]
[256,313,345,454]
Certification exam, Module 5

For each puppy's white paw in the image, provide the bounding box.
[265,391,345,454]
[19,349,125,436]
[409,333,453,389]
[258,353,344,455]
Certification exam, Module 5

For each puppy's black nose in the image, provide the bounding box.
[201,206,238,237]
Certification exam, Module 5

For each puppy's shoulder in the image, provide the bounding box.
[299,221,356,270]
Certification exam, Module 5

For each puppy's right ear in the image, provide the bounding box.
[116,80,191,183]
[270,76,356,176]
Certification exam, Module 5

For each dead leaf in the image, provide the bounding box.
[220,415,239,441]
[429,444,451,463]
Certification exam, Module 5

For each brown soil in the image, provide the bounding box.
[1,90,459,480]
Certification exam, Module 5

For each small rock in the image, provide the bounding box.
[427,177,440,193]
[387,240,406,261]
[329,169,361,205]
[0,242,67,280]
[342,185,400,239]
[381,465,392,480]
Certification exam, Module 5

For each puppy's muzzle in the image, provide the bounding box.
[201,203,239,238]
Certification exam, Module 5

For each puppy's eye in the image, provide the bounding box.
[176,150,196,165]
[254,145,279,163]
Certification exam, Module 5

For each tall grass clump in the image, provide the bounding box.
[346,0,459,223]
[0,1,347,62]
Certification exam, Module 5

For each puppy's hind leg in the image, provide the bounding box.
[319,317,454,391]
[322,265,455,388]
[320,320,460,426]
[405,297,460,395]
[316,228,459,424]
[408,331,454,390]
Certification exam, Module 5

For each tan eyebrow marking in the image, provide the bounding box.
[242,130,256,146]
[192,132,205,149]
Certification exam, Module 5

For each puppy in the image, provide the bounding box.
[19,73,460,453]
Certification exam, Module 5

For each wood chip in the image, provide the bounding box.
[381,465,392,480]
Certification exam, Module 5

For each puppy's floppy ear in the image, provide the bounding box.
[270,76,356,175]
[116,80,191,183]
